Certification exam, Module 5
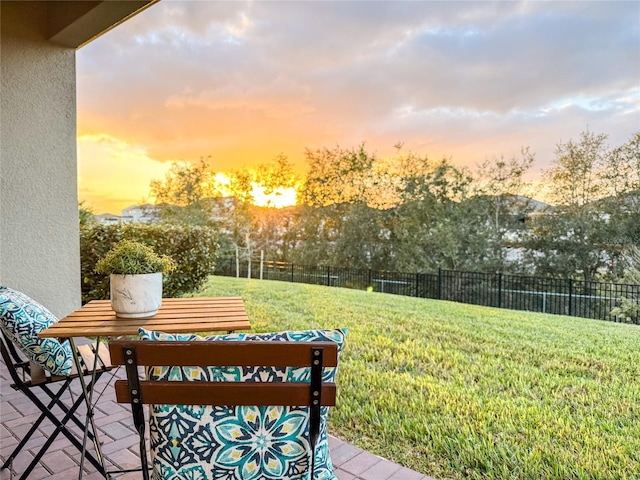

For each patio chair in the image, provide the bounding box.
[0,330,113,479]
[0,286,115,479]
[109,339,339,480]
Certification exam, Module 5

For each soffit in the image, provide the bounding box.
[47,0,159,49]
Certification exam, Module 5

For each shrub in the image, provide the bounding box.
[81,223,218,303]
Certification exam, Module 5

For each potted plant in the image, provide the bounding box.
[95,239,175,318]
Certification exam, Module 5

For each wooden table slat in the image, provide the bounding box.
[45,322,251,338]
[79,297,244,307]
[46,314,248,325]
[63,311,248,322]
[41,318,249,334]
[73,299,244,312]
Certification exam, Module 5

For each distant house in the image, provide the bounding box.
[95,201,236,225]
[92,204,159,225]
[94,213,127,225]
[121,204,160,223]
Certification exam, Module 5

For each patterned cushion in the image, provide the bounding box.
[0,286,73,376]
[138,327,347,480]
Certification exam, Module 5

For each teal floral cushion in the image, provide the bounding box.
[138,327,347,480]
[0,286,73,376]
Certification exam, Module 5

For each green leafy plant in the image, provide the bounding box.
[95,239,176,275]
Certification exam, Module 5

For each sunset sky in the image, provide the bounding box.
[77,0,640,214]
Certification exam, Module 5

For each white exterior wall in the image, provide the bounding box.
[0,2,81,317]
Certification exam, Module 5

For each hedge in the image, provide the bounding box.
[80,223,218,303]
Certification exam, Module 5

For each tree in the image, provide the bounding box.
[600,131,640,200]
[390,153,491,272]
[475,148,535,272]
[599,131,640,248]
[300,143,380,207]
[253,154,298,206]
[79,201,96,226]
[218,156,301,273]
[292,144,392,268]
[329,202,394,270]
[149,158,218,226]
[546,130,609,208]
[524,130,612,282]
[610,246,640,322]
[525,208,610,282]
[250,155,300,262]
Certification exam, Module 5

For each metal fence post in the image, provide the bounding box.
[497,273,503,308]
[291,263,294,283]
[327,266,331,286]
[568,278,573,316]
[437,268,442,300]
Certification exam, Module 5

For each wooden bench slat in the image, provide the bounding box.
[114,380,337,406]
[109,340,339,367]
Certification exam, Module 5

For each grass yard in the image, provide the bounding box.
[197,276,640,480]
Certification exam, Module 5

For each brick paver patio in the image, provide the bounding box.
[0,355,433,480]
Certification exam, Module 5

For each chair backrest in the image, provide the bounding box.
[108,339,339,480]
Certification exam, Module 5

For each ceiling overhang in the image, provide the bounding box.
[47,0,159,48]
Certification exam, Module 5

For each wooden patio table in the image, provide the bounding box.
[38,296,251,479]
[39,296,251,338]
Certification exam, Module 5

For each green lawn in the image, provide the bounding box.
[197,276,640,480]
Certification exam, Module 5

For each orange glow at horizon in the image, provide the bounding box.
[77,133,173,214]
[78,135,301,213]
[249,182,297,208]
[212,173,298,208]
[212,172,233,197]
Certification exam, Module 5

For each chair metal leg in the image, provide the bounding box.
[123,345,150,480]
[69,337,107,479]
[0,333,111,478]
[1,379,72,470]
[138,432,150,480]
[5,379,106,479]
[39,382,99,441]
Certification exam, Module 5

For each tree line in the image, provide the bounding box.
[95,129,639,288]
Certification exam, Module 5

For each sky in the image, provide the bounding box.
[77,0,640,214]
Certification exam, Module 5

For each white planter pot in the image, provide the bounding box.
[110,273,163,318]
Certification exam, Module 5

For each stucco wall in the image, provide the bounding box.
[1,2,81,317]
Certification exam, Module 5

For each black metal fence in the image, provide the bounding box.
[214,259,640,324]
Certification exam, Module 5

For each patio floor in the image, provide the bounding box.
[0,356,432,480]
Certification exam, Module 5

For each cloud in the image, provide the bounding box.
[77,0,640,211]
[77,134,172,213]
[164,76,315,119]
